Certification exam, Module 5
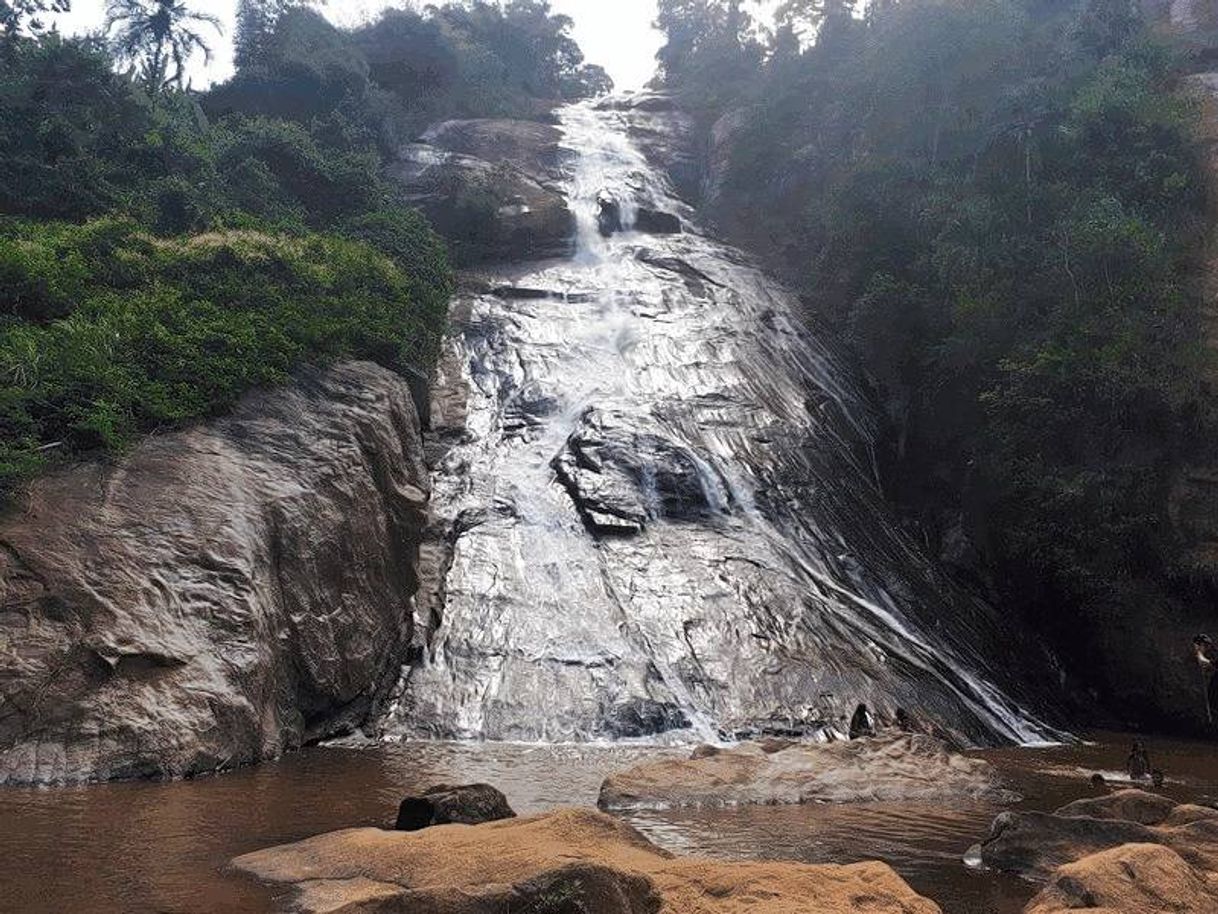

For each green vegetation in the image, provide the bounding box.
[0,0,608,497]
[656,0,1214,710]
[0,219,447,485]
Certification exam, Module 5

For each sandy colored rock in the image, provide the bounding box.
[598,735,1015,810]
[978,789,1218,912]
[233,806,942,914]
[1024,842,1218,914]
[1056,789,1181,826]
[0,362,429,785]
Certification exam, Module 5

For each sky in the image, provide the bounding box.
[52,0,668,90]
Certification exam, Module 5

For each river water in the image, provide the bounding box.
[1,733,1215,914]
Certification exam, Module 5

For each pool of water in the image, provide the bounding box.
[1,732,1214,914]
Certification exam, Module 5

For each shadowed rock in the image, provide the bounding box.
[0,362,428,785]
[233,807,942,914]
[552,408,731,536]
[389,119,575,262]
[394,784,516,832]
[598,735,1016,810]
[634,208,682,234]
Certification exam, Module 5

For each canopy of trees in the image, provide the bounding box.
[656,0,1214,717]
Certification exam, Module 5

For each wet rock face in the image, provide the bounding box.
[597,735,1017,810]
[233,807,943,914]
[596,93,703,203]
[394,784,516,832]
[391,101,1058,747]
[389,118,575,262]
[553,409,730,535]
[0,362,428,785]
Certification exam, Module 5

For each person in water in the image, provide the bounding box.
[1127,740,1151,781]
[1195,635,1217,725]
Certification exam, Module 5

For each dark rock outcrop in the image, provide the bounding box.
[598,735,1016,810]
[978,789,1218,882]
[0,362,429,785]
[389,119,574,262]
[633,208,682,235]
[394,784,516,832]
[233,807,943,914]
[552,408,731,536]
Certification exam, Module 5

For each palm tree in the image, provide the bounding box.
[104,0,223,92]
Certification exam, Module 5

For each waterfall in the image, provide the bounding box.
[386,101,1062,748]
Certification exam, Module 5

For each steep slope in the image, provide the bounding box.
[0,362,429,784]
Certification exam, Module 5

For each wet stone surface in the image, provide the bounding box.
[387,100,1061,747]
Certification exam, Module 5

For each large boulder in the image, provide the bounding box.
[0,362,428,785]
[598,734,1016,810]
[1025,843,1218,914]
[972,789,1218,914]
[233,806,942,914]
[552,407,731,536]
[394,784,516,832]
[389,119,574,263]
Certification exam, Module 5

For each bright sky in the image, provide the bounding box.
[53,0,669,90]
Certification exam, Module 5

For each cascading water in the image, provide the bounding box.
[386,101,1061,747]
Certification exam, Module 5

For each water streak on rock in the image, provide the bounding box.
[388,102,1061,747]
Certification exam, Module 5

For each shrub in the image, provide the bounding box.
[0,218,452,494]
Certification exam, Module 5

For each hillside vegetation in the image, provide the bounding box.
[655,0,1216,726]
[0,0,607,496]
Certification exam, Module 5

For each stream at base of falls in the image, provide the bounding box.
[2,733,1215,914]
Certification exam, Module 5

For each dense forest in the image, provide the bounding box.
[0,0,608,495]
[653,0,1216,724]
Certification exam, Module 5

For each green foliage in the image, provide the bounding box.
[0,0,610,498]
[0,0,70,43]
[665,0,1212,659]
[104,0,223,92]
[0,218,451,494]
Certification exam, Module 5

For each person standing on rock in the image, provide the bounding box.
[1195,635,1217,726]
[1127,740,1150,782]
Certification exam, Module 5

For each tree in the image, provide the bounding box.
[654,0,761,90]
[104,0,222,91]
[1,0,70,44]
[234,0,318,71]
[775,0,856,45]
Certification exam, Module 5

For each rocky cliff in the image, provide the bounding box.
[0,362,429,785]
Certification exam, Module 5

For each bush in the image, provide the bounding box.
[0,218,452,494]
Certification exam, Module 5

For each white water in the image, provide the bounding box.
[388,101,1061,747]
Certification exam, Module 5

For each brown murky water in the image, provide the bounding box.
[0,732,1214,914]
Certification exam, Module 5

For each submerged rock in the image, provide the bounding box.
[233,806,943,914]
[394,784,516,832]
[597,735,1016,810]
[0,362,428,785]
